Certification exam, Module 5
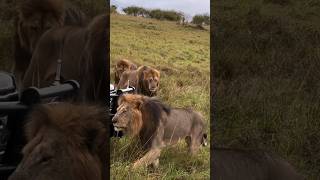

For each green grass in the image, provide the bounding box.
[213,0,320,179]
[110,14,210,179]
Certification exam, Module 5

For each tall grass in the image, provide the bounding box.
[110,14,210,179]
[213,0,320,179]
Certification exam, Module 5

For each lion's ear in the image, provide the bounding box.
[143,69,151,79]
[156,70,160,78]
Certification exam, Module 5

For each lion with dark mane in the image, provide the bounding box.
[113,59,137,86]
[8,103,108,180]
[112,94,207,169]
[212,147,303,180]
[13,0,87,87]
[21,14,108,103]
[117,66,160,97]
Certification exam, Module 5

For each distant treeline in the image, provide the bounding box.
[112,5,210,25]
[123,6,183,21]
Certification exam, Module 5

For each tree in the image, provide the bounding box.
[148,9,183,21]
[192,14,210,26]
[123,6,141,16]
[111,5,117,14]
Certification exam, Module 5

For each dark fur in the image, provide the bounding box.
[131,97,171,148]
[112,94,207,169]
[13,0,87,87]
[21,14,108,103]
[9,102,108,180]
[212,147,304,180]
[117,66,160,97]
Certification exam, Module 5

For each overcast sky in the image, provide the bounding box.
[110,0,210,20]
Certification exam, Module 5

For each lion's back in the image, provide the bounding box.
[163,108,205,141]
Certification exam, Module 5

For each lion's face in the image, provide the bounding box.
[9,129,77,180]
[112,95,142,136]
[143,70,160,94]
[115,64,130,80]
[9,103,107,180]
[18,11,62,52]
[112,103,135,132]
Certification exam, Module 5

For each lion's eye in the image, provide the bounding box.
[37,155,52,164]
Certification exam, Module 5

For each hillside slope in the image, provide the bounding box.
[110,14,210,179]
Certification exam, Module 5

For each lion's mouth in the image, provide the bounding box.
[113,125,126,132]
[149,88,157,92]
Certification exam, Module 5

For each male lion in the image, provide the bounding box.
[113,59,137,85]
[212,147,304,180]
[112,94,207,169]
[8,102,108,180]
[117,66,160,97]
[13,0,87,87]
[21,14,108,103]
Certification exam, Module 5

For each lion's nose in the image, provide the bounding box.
[112,116,118,123]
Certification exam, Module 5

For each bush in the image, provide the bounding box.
[123,6,141,16]
[192,14,210,26]
[147,9,183,21]
[122,6,183,22]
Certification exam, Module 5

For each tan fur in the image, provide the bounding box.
[117,66,160,96]
[114,59,137,85]
[112,94,207,169]
[9,103,108,180]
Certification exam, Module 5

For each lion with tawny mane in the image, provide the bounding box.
[114,59,137,86]
[117,66,160,97]
[9,103,108,180]
[112,94,207,169]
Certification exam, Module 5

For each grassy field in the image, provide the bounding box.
[110,14,210,179]
[212,0,320,179]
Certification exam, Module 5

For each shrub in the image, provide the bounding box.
[192,14,210,26]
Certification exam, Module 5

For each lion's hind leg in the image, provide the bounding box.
[132,148,161,170]
[189,127,204,155]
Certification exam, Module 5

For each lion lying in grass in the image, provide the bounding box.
[111,94,207,169]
